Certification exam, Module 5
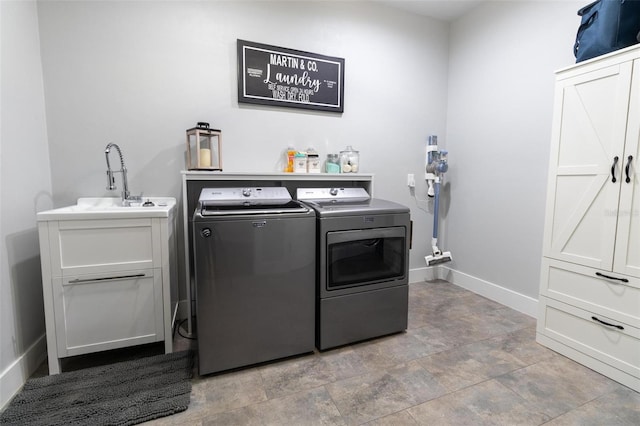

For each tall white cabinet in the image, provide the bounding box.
[537,45,640,392]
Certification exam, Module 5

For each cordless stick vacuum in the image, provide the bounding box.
[425,135,452,267]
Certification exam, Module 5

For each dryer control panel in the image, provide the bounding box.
[296,187,370,203]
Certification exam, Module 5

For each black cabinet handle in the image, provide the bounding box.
[68,273,146,285]
[625,155,633,184]
[595,271,629,283]
[591,316,624,330]
[611,156,619,183]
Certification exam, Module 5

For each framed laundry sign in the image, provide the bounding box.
[237,39,345,113]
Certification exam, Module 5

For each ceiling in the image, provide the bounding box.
[373,0,485,21]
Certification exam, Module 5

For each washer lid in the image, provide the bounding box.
[198,187,292,206]
[199,200,310,216]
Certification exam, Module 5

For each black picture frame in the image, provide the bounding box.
[237,39,345,113]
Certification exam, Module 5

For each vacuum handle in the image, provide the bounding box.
[611,156,619,183]
[625,155,633,183]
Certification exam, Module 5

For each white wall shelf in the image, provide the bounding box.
[181,171,374,183]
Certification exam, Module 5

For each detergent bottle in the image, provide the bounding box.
[285,146,296,173]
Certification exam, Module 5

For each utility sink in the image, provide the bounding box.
[37,197,176,221]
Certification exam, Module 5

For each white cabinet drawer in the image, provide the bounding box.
[538,297,640,378]
[47,218,161,276]
[53,268,164,356]
[541,258,640,327]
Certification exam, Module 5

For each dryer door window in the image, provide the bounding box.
[326,226,406,290]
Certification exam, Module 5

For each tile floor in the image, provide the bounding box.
[40,280,640,425]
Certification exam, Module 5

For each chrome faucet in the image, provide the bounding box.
[104,143,130,204]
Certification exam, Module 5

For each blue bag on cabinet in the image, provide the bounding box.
[574,0,640,63]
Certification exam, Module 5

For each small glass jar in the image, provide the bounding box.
[326,154,340,173]
[339,145,359,173]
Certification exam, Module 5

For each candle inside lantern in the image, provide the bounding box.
[199,148,211,168]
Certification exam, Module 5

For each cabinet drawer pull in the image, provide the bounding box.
[625,155,633,184]
[591,316,624,330]
[611,156,619,183]
[68,273,146,284]
[595,272,629,283]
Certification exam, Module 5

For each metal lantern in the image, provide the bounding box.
[186,122,222,171]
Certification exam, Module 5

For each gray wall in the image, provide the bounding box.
[444,1,583,299]
[1,0,52,407]
[36,0,450,282]
[1,0,588,408]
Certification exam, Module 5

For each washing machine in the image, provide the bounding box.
[193,187,316,374]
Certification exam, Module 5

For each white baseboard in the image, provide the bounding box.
[409,264,448,283]
[1,334,47,410]
[409,265,538,318]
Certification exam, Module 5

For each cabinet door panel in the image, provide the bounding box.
[54,268,163,356]
[539,298,640,379]
[614,59,640,278]
[50,219,155,276]
[541,258,640,327]
[544,64,632,269]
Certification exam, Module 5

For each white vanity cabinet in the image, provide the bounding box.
[537,45,640,392]
[37,198,177,374]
